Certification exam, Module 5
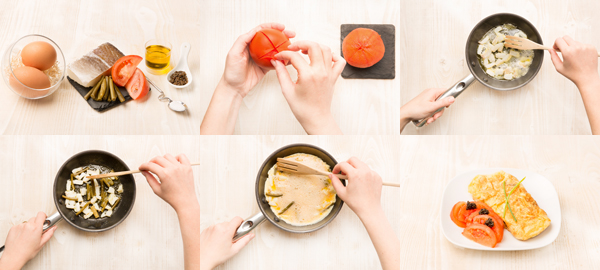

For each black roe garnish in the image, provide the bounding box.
[485,217,494,228]
[466,201,477,210]
[479,208,489,215]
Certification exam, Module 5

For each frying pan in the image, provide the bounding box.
[233,144,345,241]
[0,150,136,252]
[413,13,544,127]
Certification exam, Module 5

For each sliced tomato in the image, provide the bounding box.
[466,208,504,231]
[112,55,143,86]
[125,68,149,100]
[462,224,497,248]
[457,205,477,225]
[450,202,467,227]
[469,215,503,243]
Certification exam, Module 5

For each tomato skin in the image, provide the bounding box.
[469,215,503,243]
[466,209,504,231]
[248,29,291,69]
[457,206,477,225]
[125,68,149,100]
[112,55,143,86]
[450,202,467,228]
[462,224,497,248]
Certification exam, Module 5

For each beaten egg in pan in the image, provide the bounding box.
[264,153,337,226]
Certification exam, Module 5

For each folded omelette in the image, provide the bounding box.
[468,171,550,240]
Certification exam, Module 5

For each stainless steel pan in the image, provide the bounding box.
[233,144,345,241]
[413,13,544,127]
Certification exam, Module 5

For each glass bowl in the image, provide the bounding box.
[2,34,66,99]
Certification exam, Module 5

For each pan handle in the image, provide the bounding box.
[232,212,266,242]
[43,212,62,232]
[412,73,476,127]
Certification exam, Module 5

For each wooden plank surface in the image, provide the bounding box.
[197,0,400,135]
[0,136,200,269]
[199,136,402,269]
[397,135,600,269]
[401,0,600,134]
[0,0,201,134]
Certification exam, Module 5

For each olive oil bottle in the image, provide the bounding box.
[145,43,171,74]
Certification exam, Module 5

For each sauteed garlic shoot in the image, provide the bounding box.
[477,24,534,80]
[62,165,124,219]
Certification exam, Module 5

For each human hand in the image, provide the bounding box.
[0,212,57,270]
[329,157,383,218]
[200,217,255,270]
[221,23,296,98]
[272,41,345,135]
[139,154,197,214]
[549,35,600,88]
[400,88,455,131]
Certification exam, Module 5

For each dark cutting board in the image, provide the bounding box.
[68,77,151,112]
[340,24,395,79]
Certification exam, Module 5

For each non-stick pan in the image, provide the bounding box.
[0,150,135,252]
[413,13,544,127]
[233,144,345,241]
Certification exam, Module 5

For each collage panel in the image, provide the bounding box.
[197,0,400,135]
[199,135,401,269]
[397,135,599,268]
[400,1,600,135]
[0,135,200,269]
[0,1,201,135]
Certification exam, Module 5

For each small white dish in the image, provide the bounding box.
[440,168,561,251]
[166,42,191,88]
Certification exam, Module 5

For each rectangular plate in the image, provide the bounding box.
[440,168,561,251]
[68,77,151,112]
[340,24,395,79]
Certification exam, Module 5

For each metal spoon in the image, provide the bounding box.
[147,79,187,112]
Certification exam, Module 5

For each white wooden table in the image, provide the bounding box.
[0,136,200,269]
[199,136,402,270]
[198,0,400,135]
[0,1,201,135]
[397,135,600,269]
[401,0,600,135]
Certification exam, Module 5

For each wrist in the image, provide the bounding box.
[575,75,600,93]
[299,112,342,135]
[174,200,199,217]
[353,203,383,221]
[0,256,25,270]
[217,78,246,101]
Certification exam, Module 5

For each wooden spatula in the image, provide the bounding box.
[276,158,400,187]
[505,35,600,57]
[86,162,201,179]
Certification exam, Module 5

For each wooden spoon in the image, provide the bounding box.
[86,162,200,179]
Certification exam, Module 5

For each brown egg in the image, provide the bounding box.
[21,41,57,70]
[10,66,51,89]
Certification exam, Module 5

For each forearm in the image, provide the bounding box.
[400,111,411,133]
[299,113,343,135]
[0,257,25,270]
[177,202,200,270]
[577,77,600,134]
[200,79,244,135]
[358,207,400,270]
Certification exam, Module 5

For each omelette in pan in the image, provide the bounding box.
[468,170,550,240]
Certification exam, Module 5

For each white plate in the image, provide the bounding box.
[440,168,561,251]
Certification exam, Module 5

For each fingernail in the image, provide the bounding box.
[270,60,279,67]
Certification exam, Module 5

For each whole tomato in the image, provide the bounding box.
[249,29,291,69]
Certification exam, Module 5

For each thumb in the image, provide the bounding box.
[271,60,295,97]
[329,174,347,200]
[40,226,57,246]
[549,49,564,73]
[432,96,455,111]
[231,233,254,253]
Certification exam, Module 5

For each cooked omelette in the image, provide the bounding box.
[264,153,336,226]
[468,171,550,240]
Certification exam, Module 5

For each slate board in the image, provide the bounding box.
[341,24,395,79]
[68,77,151,112]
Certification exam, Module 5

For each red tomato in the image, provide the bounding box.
[450,202,467,228]
[342,28,385,68]
[248,29,291,69]
[125,68,149,100]
[462,224,497,248]
[469,215,503,243]
[112,55,143,86]
[466,208,504,231]
[457,205,477,225]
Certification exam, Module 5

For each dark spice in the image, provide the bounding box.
[466,201,477,210]
[169,71,188,86]
[478,208,489,215]
[484,217,494,228]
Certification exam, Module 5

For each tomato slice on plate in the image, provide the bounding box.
[450,201,467,228]
[466,208,504,231]
[112,55,143,86]
[457,205,477,225]
[462,224,497,248]
[469,214,504,243]
[125,68,149,100]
